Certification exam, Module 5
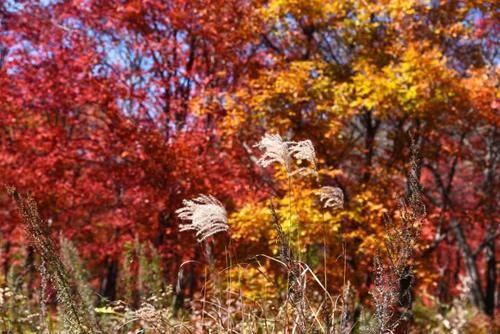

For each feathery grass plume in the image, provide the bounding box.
[176,194,228,242]
[7,187,96,334]
[177,195,230,331]
[254,133,292,173]
[317,186,344,210]
[288,139,318,176]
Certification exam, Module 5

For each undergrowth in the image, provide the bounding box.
[2,135,497,334]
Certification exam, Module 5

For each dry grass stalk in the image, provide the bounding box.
[370,255,399,334]
[340,281,356,334]
[176,194,231,331]
[370,139,426,333]
[7,187,96,334]
[270,203,310,333]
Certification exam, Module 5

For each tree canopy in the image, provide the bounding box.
[0,0,497,317]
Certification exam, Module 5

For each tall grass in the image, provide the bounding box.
[3,135,496,333]
[7,187,95,334]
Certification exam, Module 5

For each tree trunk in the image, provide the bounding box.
[361,110,379,184]
[451,219,486,311]
[101,259,118,301]
[484,235,496,316]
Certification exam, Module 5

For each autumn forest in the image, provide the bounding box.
[0,0,498,333]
